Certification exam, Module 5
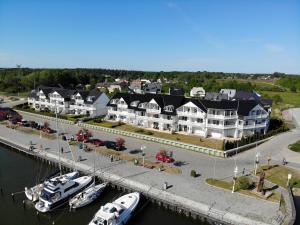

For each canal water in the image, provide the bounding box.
[0,146,210,225]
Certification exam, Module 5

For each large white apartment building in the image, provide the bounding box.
[28,86,109,117]
[106,93,271,139]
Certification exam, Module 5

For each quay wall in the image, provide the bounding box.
[0,135,285,225]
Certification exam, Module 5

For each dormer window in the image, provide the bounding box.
[130,101,140,107]
[110,98,119,104]
[139,102,148,109]
[164,105,174,112]
[87,96,95,102]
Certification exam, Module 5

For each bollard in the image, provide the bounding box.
[163,182,168,190]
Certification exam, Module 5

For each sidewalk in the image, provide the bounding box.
[0,123,281,225]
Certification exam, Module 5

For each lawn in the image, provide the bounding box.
[14,106,83,122]
[86,120,223,150]
[206,178,280,202]
[260,91,300,116]
[85,143,182,174]
[257,165,300,188]
[288,140,300,153]
[0,91,29,97]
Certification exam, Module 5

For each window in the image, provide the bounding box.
[130,101,140,107]
[196,118,203,123]
[164,105,174,112]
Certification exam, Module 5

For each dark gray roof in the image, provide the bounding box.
[74,88,103,104]
[233,91,260,101]
[237,100,262,116]
[108,93,267,116]
[107,93,185,115]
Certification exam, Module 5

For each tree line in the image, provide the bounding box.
[0,68,298,94]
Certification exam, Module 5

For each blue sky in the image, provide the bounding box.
[0,0,299,74]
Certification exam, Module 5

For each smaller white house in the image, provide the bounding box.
[69,89,109,117]
[107,85,122,93]
[190,87,205,97]
[28,86,109,117]
[220,89,236,99]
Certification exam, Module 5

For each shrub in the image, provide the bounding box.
[236,176,253,190]
[190,170,197,177]
[144,131,153,135]
[135,128,145,133]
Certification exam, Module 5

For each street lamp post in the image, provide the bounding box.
[141,145,146,167]
[232,166,238,193]
[287,174,292,187]
[254,152,260,175]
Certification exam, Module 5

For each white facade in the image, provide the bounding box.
[190,87,205,97]
[28,88,109,117]
[106,95,270,139]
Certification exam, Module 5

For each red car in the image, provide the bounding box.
[90,139,104,146]
[155,152,174,163]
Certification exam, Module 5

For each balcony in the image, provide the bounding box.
[244,114,268,120]
[207,113,238,120]
[147,108,161,114]
[177,110,203,117]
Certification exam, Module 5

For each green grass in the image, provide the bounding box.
[258,165,300,188]
[0,91,29,97]
[206,177,280,202]
[14,106,82,122]
[206,178,232,189]
[289,140,300,152]
[86,120,224,149]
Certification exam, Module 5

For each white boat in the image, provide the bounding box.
[25,171,79,202]
[88,192,140,225]
[35,175,93,213]
[69,182,107,209]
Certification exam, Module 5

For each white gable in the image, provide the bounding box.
[118,97,127,105]
[183,101,199,108]
[149,99,159,104]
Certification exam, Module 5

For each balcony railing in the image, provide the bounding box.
[244,114,268,120]
[177,111,203,117]
[207,114,238,119]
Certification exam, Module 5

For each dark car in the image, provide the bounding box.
[104,141,124,151]
[90,139,104,146]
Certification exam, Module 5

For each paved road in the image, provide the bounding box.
[1,107,299,224]
[0,99,27,108]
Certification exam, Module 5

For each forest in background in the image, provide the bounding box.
[1,68,298,94]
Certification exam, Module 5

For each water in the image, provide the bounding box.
[0,146,209,225]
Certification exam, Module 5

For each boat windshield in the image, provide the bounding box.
[93,217,107,225]
[40,190,60,202]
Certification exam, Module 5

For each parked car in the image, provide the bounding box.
[90,139,104,146]
[104,141,123,151]
[155,151,174,163]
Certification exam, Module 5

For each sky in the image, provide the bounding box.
[0,0,299,74]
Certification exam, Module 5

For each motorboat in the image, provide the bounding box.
[69,182,107,209]
[88,192,140,225]
[25,171,79,202]
[35,175,93,212]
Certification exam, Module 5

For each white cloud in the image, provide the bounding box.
[264,43,284,53]
[166,2,179,9]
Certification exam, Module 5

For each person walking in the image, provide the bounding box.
[61,147,64,154]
